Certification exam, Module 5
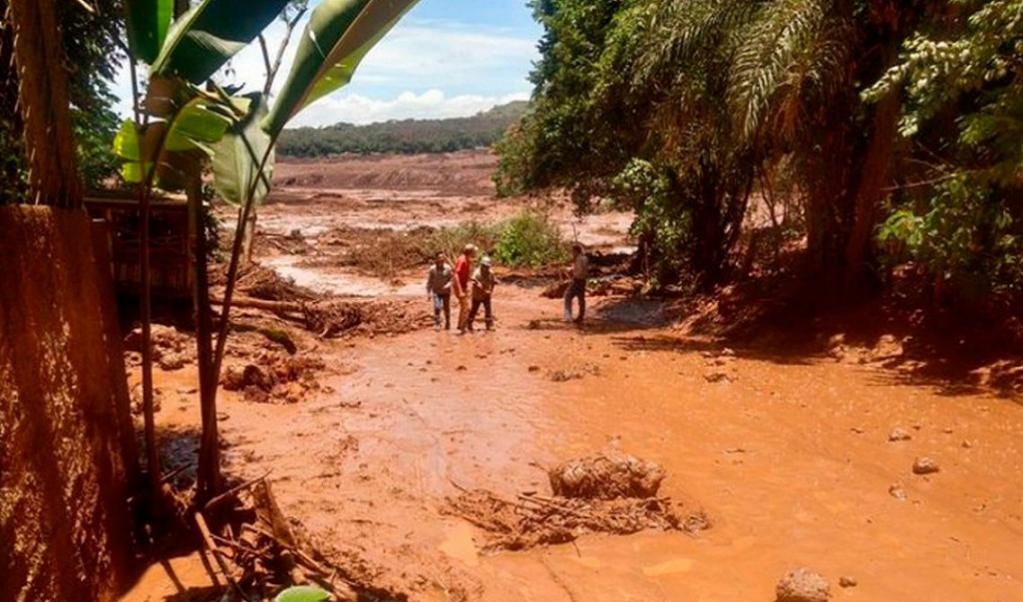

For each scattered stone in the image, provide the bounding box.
[456,365,468,372]
[850,427,865,435]
[704,372,731,383]
[961,440,973,449]
[912,457,940,475]
[720,347,736,357]
[838,576,858,588]
[776,567,830,602]
[888,427,912,442]
[528,365,541,373]
[889,483,907,501]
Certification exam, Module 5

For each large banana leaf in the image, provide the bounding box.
[114,92,234,189]
[124,0,174,64]
[151,0,290,84]
[210,94,276,206]
[263,0,421,136]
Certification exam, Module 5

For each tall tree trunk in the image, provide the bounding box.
[187,176,221,502]
[7,0,81,207]
[843,71,901,293]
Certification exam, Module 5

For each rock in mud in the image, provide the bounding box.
[548,450,666,500]
[888,427,912,442]
[912,457,940,475]
[888,483,907,501]
[839,576,858,588]
[776,567,831,602]
[704,372,732,383]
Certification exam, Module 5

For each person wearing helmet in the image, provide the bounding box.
[453,244,476,334]
[467,255,497,331]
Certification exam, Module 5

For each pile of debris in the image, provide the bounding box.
[193,478,402,602]
[124,324,195,371]
[302,298,431,338]
[235,264,318,303]
[445,451,708,551]
[221,352,327,404]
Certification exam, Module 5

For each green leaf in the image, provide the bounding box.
[210,93,276,206]
[264,0,421,136]
[124,0,174,64]
[151,0,290,84]
[273,585,331,602]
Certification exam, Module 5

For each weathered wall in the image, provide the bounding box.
[0,206,137,602]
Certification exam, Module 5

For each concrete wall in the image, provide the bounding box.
[0,206,137,602]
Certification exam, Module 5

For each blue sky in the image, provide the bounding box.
[114,0,543,127]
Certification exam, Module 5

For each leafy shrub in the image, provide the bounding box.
[429,221,501,264]
[493,210,568,268]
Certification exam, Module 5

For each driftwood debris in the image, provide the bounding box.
[445,451,708,551]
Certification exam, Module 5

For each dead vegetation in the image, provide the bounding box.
[190,477,408,601]
[445,451,708,551]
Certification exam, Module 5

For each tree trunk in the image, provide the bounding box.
[7,0,81,207]
[843,73,901,293]
[187,177,220,502]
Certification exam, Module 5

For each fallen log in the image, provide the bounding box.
[212,295,304,315]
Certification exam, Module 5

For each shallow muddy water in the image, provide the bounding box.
[126,162,1023,601]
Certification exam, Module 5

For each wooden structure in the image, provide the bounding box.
[85,194,195,300]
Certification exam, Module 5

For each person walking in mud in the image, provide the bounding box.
[564,242,589,325]
[453,244,476,334]
[467,255,497,332]
[426,251,453,331]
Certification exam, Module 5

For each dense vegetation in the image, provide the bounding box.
[0,0,123,201]
[277,101,528,157]
[497,0,1023,305]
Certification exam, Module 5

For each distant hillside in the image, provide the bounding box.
[277,101,528,158]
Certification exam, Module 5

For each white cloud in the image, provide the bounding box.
[111,17,539,126]
[287,89,530,128]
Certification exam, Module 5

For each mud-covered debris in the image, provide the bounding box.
[549,450,665,500]
[221,353,326,404]
[235,264,318,303]
[125,324,194,371]
[838,576,858,588]
[548,363,600,382]
[193,479,403,601]
[445,451,702,551]
[302,299,429,338]
[445,488,705,552]
[776,567,831,602]
[912,457,940,475]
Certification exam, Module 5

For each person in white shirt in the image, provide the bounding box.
[564,243,589,324]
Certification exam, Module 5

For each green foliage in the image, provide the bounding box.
[150,0,290,84]
[430,222,501,265]
[878,175,1023,298]
[278,102,528,157]
[210,93,275,206]
[866,0,1023,298]
[1,0,124,199]
[264,0,423,137]
[274,586,330,602]
[124,0,173,64]
[493,210,568,268]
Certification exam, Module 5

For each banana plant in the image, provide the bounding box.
[119,0,421,504]
[213,0,422,387]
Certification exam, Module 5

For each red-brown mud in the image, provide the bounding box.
[121,153,1023,602]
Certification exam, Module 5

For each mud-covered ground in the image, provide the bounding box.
[123,151,1023,601]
